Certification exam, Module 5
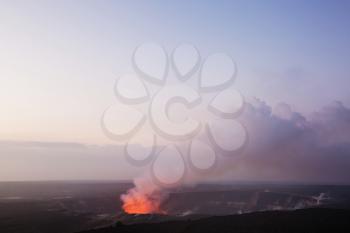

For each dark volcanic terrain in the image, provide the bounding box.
[80,208,350,233]
[0,182,349,233]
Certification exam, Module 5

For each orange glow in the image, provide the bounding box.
[121,188,166,214]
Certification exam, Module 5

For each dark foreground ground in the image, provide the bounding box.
[81,208,350,233]
[1,182,350,233]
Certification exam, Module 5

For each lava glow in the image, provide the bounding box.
[121,187,166,214]
[121,193,161,214]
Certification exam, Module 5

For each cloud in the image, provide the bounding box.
[0,140,87,149]
[1,100,349,184]
[0,141,140,181]
[311,101,350,145]
[213,98,350,184]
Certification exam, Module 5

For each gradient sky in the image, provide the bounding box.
[0,0,349,181]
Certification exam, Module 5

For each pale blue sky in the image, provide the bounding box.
[1,0,349,143]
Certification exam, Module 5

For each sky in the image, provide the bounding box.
[0,0,349,182]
